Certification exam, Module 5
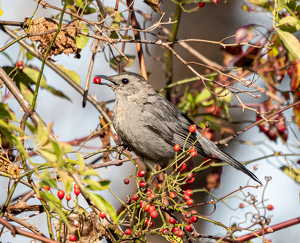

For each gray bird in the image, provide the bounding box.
[96,72,262,185]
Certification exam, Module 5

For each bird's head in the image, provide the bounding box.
[94,72,155,97]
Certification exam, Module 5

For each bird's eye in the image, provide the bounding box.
[122,78,129,84]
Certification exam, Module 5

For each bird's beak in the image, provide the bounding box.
[94,75,116,87]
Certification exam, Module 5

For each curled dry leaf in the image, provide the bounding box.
[144,0,163,14]
[23,17,82,60]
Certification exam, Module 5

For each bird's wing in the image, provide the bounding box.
[141,95,263,185]
[141,95,207,157]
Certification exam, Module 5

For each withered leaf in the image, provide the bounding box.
[23,17,82,60]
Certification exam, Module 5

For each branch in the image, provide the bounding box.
[215,100,300,146]
[0,217,60,243]
[235,217,300,241]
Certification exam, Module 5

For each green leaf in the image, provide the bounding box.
[76,21,89,49]
[36,118,45,145]
[277,0,286,11]
[57,64,81,85]
[277,28,300,60]
[109,31,119,39]
[47,199,70,226]
[215,87,231,103]
[39,170,58,189]
[195,89,212,104]
[23,67,48,88]
[0,103,17,121]
[77,152,85,172]
[57,171,72,194]
[82,169,99,176]
[84,178,110,191]
[37,122,53,147]
[86,191,117,223]
[280,166,300,183]
[84,177,102,190]
[277,16,300,33]
[24,121,36,134]
[0,120,31,162]
[120,34,133,40]
[38,149,57,162]
[248,0,272,10]
[99,180,111,190]
[109,55,135,72]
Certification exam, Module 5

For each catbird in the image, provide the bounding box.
[95,72,262,185]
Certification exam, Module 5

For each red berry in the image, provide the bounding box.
[124,228,131,235]
[150,193,156,199]
[132,194,139,201]
[177,230,184,237]
[169,217,176,224]
[185,189,192,196]
[180,163,186,170]
[183,194,190,200]
[191,210,197,215]
[16,61,23,67]
[74,188,80,196]
[187,177,195,184]
[149,205,156,212]
[139,181,146,187]
[93,77,101,84]
[146,219,154,228]
[100,211,106,218]
[123,178,130,184]
[161,228,167,234]
[174,144,180,152]
[145,204,151,212]
[44,186,50,191]
[191,216,198,222]
[189,125,197,133]
[187,217,192,224]
[172,227,179,233]
[253,165,259,171]
[66,194,71,201]
[74,183,80,190]
[185,212,191,218]
[69,234,77,241]
[239,203,244,208]
[267,204,274,210]
[186,198,194,205]
[199,2,205,8]
[212,0,219,4]
[169,192,176,198]
[186,225,193,232]
[150,210,159,218]
[57,190,65,200]
[140,201,146,209]
[189,150,197,157]
[138,170,145,177]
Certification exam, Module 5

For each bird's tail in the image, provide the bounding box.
[211,147,263,185]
